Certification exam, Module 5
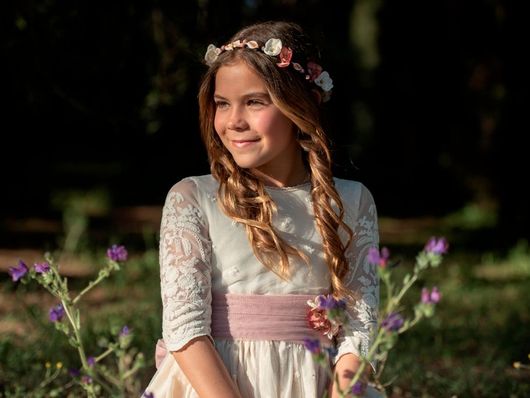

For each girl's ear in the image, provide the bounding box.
[311,89,322,104]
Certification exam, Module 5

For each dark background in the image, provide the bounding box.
[2,0,528,249]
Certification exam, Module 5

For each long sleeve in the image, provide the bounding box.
[334,184,380,369]
[160,178,213,352]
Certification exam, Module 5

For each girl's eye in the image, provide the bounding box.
[247,99,265,107]
[215,102,229,109]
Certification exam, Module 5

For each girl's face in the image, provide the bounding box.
[213,60,301,180]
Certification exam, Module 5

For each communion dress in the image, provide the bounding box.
[143,174,381,398]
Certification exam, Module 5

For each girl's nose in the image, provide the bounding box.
[227,108,248,131]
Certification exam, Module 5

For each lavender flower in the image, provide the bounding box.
[34,262,51,274]
[367,247,390,268]
[143,392,155,398]
[303,338,321,354]
[381,312,404,332]
[421,287,442,304]
[119,325,131,337]
[49,304,65,322]
[351,381,366,396]
[107,244,128,262]
[317,294,346,310]
[68,368,81,377]
[8,260,28,282]
[87,356,95,367]
[424,237,449,255]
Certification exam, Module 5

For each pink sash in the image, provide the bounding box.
[155,293,331,369]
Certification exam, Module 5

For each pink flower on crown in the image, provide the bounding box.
[307,61,323,82]
[277,47,293,68]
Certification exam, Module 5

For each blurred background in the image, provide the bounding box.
[1,0,529,396]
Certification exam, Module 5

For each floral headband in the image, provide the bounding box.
[204,38,333,102]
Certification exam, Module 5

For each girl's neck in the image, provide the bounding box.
[252,156,309,188]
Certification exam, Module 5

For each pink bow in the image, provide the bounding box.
[155,339,168,369]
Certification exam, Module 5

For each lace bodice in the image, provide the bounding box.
[160,174,379,364]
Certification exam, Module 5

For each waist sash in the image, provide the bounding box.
[155,293,331,369]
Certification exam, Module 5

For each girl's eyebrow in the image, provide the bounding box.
[213,92,270,101]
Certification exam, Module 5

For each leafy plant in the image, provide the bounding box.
[303,237,448,397]
[7,245,146,397]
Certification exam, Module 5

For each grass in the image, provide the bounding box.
[1,211,530,396]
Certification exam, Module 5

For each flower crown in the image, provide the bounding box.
[204,38,333,102]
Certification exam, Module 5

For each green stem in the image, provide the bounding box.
[95,347,114,363]
[73,272,107,305]
[393,274,418,306]
[61,299,89,370]
[383,274,394,315]
[36,368,60,390]
[91,372,116,394]
[97,365,122,389]
[121,362,142,380]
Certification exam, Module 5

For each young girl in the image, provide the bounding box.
[144,20,380,398]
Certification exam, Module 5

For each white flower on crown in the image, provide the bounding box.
[246,40,259,49]
[262,38,283,56]
[204,44,222,65]
[314,71,333,92]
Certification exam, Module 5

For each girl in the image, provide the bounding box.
[144,21,380,398]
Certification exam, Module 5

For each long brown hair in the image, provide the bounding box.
[198,21,354,298]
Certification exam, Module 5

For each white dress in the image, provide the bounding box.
[144,174,380,398]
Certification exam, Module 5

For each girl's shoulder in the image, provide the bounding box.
[333,177,377,207]
[166,174,218,202]
[333,177,371,196]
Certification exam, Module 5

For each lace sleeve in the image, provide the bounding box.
[334,184,380,369]
[160,178,213,352]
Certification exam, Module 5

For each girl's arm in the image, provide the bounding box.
[331,183,380,396]
[160,179,240,396]
[329,353,371,398]
[172,336,242,398]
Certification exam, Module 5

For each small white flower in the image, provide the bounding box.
[262,38,282,56]
[246,40,259,49]
[314,71,333,92]
[292,62,304,72]
[204,44,221,65]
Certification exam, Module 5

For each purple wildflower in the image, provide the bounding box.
[430,287,442,303]
[34,262,51,274]
[68,368,81,377]
[317,294,346,310]
[421,287,442,304]
[303,338,321,354]
[49,304,65,322]
[367,247,390,268]
[351,381,366,396]
[424,237,449,255]
[8,260,28,282]
[106,244,128,262]
[119,325,131,337]
[87,356,95,367]
[381,312,404,332]
[143,392,155,398]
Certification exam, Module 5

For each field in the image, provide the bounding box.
[1,207,529,397]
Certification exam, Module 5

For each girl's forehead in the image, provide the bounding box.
[214,61,268,95]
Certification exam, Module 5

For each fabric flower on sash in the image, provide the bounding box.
[306,294,347,339]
